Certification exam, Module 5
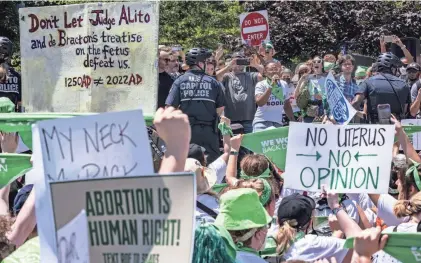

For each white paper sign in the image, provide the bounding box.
[19,2,158,114]
[57,210,90,263]
[401,119,421,150]
[325,72,357,125]
[33,110,153,262]
[284,122,395,193]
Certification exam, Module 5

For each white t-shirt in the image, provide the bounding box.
[285,83,300,112]
[377,194,408,226]
[347,193,376,226]
[283,234,348,262]
[195,194,219,224]
[253,79,290,125]
[236,251,267,263]
[208,156,227,183]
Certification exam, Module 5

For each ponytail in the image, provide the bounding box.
[275,220,298,255]
[394,192,421,218]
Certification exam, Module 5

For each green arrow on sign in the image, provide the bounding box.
[296,151,322,161]
[354,151,377,162]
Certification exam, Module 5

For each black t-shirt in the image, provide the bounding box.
[165,70,225,122]
[157,72,174,109]
[357,73,410,118]
[0,67,21,110]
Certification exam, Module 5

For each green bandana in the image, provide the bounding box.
[267,78,284,102]
[218,122,233,136]
[212,183,228,193]
[406,158,421,191]
[260,179,272,206]
[0,154,32,188]
[0,98,15,113]
[240,168,271,180]
[344,232,421,263]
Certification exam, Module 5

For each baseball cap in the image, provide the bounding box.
[407,62,421,71]
[184,158,216,194]
[188,143,205,165]
[277,193,315,229]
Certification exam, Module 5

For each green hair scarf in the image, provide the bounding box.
[406,158,421,191]
[240,168,272,206]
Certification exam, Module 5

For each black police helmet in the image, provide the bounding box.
[186,48,212,66]
[0,37,12,56]
[407,62,421,72]
[376,52,402,69]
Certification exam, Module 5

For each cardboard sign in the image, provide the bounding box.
[239,10,270,46]
[57,210,90,263]
[49,174,196,263]
[32,110,153,262]
[284,123,394,193]
[325,73,356,125]
[241,127,289,170]
[19,2,158,114]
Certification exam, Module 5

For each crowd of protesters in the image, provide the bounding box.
[0,26,421,262]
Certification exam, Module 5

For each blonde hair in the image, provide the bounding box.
[275,220,298,255]
[394,191,421,218]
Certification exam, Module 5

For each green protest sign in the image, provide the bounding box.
[0,154,32,188]
[344,232,421,263]
[241,127,289,170]
[0,113,154,150]
[2,236,40,263]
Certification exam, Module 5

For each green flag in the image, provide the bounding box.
[344,232,421,263]
[2,236,40,263]
[0,154,32,188]
[241,127,289,170]
[0,113,154,150]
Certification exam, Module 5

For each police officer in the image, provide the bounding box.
[165,48,225,164]
[352,52,410,123]
[0,37,22,111]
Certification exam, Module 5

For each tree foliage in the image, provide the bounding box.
[244,1,421,62]
[159,1,242,50]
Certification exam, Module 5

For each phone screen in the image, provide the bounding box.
[384,36,393,43]
[377,104,391,124]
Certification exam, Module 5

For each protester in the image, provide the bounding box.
[281,68,300,117]
[336,54,358,103]
[274,192,354,262]
[253,62,294,132]
[220,52,263,134]
[157,50,174,109]
[0,37,21,111]
[193,223,237,263]
[166,48,225,164]
[295,55,327,123]
[352,52,410,123]
[405,62,420,89]
[323,54,337,64]
[215,188,272,263]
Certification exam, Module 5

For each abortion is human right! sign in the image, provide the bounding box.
[284,123,395,193]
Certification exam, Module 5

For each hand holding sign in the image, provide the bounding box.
[0,132,18,153]
[354,227,388,259]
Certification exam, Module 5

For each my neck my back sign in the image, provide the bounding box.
[284,123,394,193]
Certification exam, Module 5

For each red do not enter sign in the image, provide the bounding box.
[241,12,269,46]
